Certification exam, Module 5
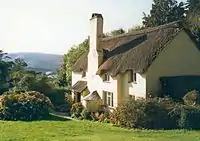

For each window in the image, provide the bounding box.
[128,71,137,83]
[103,91,114,107]
[82,71,86,78]
[129,95,135,100]
[103,74,110,82]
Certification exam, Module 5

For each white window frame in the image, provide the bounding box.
[103,91,114,107]
[82,71,86,78]
[128,71,137,83]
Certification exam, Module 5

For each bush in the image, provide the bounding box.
[183,90,200,106]
[70,102,84,119]
[0,91,53,121]
[81,109,92,120]
[113,97,180,129]
[110,107,121,126]
[178,105,200,129]
[55,94,73,113]
[45,88,68,106]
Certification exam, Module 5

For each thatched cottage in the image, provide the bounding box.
[71,13,200,110]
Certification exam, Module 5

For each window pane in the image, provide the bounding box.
[103,91,107,105]
[133,73,136,82]
[108,97,111,106]
[111,93,114,107]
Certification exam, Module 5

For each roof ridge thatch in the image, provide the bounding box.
[72,21,196,76]
[102,21,181,41]
[84,91,101,101]
[72,81,87,93]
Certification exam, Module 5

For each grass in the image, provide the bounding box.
[0,117,200,141]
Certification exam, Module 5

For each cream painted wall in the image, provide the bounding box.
[119,72,146,101]
[146,31,200,96]
[72,72,87,86]
[72,69,118,108]
[129,73,146,99]
[87,74,118,108]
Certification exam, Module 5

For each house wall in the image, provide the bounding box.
[129,73,146,99]
[118,72,146,101]
[146,31,200,96]
[72,72,87,86]
[87,74,118,108]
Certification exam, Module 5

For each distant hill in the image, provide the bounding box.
[8,52,63,73]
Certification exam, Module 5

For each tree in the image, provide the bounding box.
[186,0,200,39]
[186,0,200,13]
[56,38,89,86]
[127,25,145,33]
[142,0,186,27]
[109,28,126,36]
[11,58,27,72]
[0,50,12,94]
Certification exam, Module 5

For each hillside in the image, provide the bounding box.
[8,52,63,73]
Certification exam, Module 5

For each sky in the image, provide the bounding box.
[1,0,186,55]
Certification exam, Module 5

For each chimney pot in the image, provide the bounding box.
[91,13,103,19]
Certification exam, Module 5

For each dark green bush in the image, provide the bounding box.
[81,109,92,120]
[70,102,84,119]
[113,97,180,129]
[0,91,53,121]
[45,88,68,106]
[178,105,200,129]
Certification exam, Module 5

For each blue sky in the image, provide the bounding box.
[2,0,186,55]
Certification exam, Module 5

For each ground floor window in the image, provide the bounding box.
[103,91,114,107]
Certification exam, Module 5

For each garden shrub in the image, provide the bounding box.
[0,91,53,121]
[70,102,84,119]
[45,88,67,106]
[81,109,92,120]
[55,94,73,114]
[114,97,180,129]
[110,107,121,126]
[183,90,200,106]
[178,105,200,129]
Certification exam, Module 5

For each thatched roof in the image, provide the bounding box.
[72,81,87,93]
[84,91,101,101]
[72,21,198,76]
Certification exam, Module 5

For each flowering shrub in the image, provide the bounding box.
[0,91,53,121]
[70,102,84,119]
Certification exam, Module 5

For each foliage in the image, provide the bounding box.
[104,28,126,37]
[178,105,200,129]
[142,0,186,27]
[0,91,53,121]
[186,0,200,39]
[11,58,27,72]
[81,109,92,120]
[54,91,73,113]
[127,25,145,33]
[183,90,200,106]
[57,39,89,86]
[70,102,84,119]
[113,97,181,129]
[110,107,121,126]
[186,0,200,13]
[0,50,13,94]
[10,69,69,108]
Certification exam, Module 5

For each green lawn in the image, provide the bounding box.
[0,118,200,141]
